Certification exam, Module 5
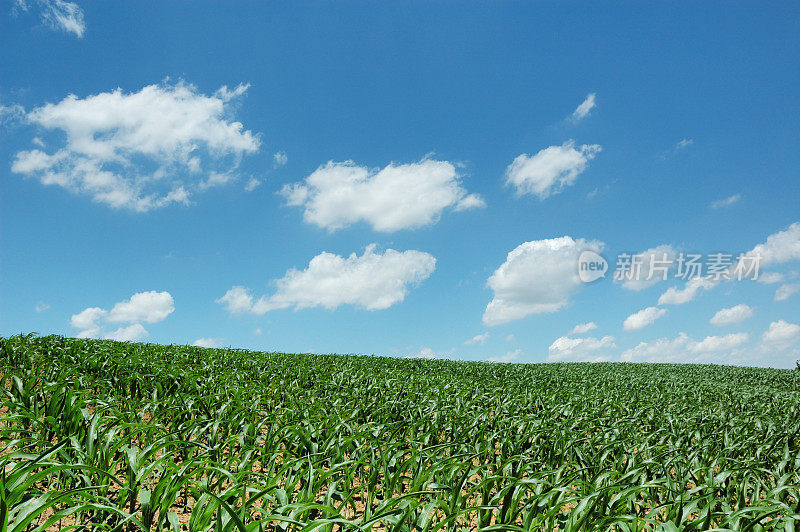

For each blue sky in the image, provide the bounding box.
[2,2,799,366]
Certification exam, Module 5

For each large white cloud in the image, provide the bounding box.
[747,222,800,267]
[280,158,483,232]
[709,304,753,326]
[505,141,601,199]
[70,290,173,340]
[548,335,614,362]
[14,0,85,37]
[11,81,259,211]
[623,306,667,331]
[483,236,602,326]
[217,245,436,314]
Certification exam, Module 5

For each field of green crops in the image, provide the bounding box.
[2,334,800,531]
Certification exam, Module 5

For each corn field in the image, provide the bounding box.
[2,334,800,531]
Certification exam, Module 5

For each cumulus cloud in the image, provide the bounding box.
[775,283,799,301]
[14,0,85,37]
[710,194,741,209]
[104,324,148,342]
[192,337,222,348]
[107,291,174,323]
[11,81,259,211]
[710,304,753,326]
[505,141,601,199]
[281,158,483,232]
[762,320,800,350]
[465,332,489,345]
[483,236,602,326]
[657,276,715,305]
[570,322,597,335]
[217,245,436,314]
[548,335,614,362]
[747,222,800,268]
[70,291,173,339]
[488,349,522,363]
[621,332,749,363]
[570,93,596,121]
[616,245,677,291]
[623,306,667,331]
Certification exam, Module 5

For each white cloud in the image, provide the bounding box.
[710,304,753,326]
[407,346,454,359]
[657,276,715,305]
[12,81,259,211]
[710,194,741,209]
[505,141,601,199]
[505,334,515,342]
[548,336,614,362]
[217,245,436,314]
[762,320,800,350]
[70,307,106,338]
[107,291,174,323]
[570,93,596,121]
[35,302,50,312]
[273,151,288,168]
[70,291,173,339]
[483,236,602,326]
[675,138,694,150]
[621,332,749,363]
[570,322,597,335]
[488,349,522,363]
[758,272,785,284]
[244,177,261,192]
[14,0,85,37]
[775,283,800,301]
[0,104,26,124]
[465,332,489,345]
[281,158,483,232]
[617,245,677,291]
[747,222,800,268]
[192,337,222,348]
[623,306,667,331]
[104,323,148,342]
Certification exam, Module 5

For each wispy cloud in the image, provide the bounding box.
[710,194,741,209]
[570,93,596,122]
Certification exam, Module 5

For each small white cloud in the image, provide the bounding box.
[488,349,521,363]
[273,151,288,168]
[407,346,454,359]
[107,291,174,324]
[465,332,489,345]
[570,93,596,122]
[616,245,677,291]
[621,332,748,363]
[570,322,597,335]
[244,177,261,192]
[548,335,614,362]
[746,222,800,268]
[70,307,106,338]
[710,194,741,209]
[483,236,603,326]
[12,81,259,211]
[658,276,716,305]
[281,158,483,232]
[758,272,785,284]
[35,302,50,312]
[505,334,515,342]
[70,291,174,338]
[253,328,263,335]
[104,323,148,342]
[218,245,436,314]
[0,104,26,124]
[192,337,222,348]
[710,304,753,326]
[505,141,601,199]
[762,320,800,350]
[675,138,694,150]
[15,0,85,37]
[775,283,800,301]
[623,306,667,331]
